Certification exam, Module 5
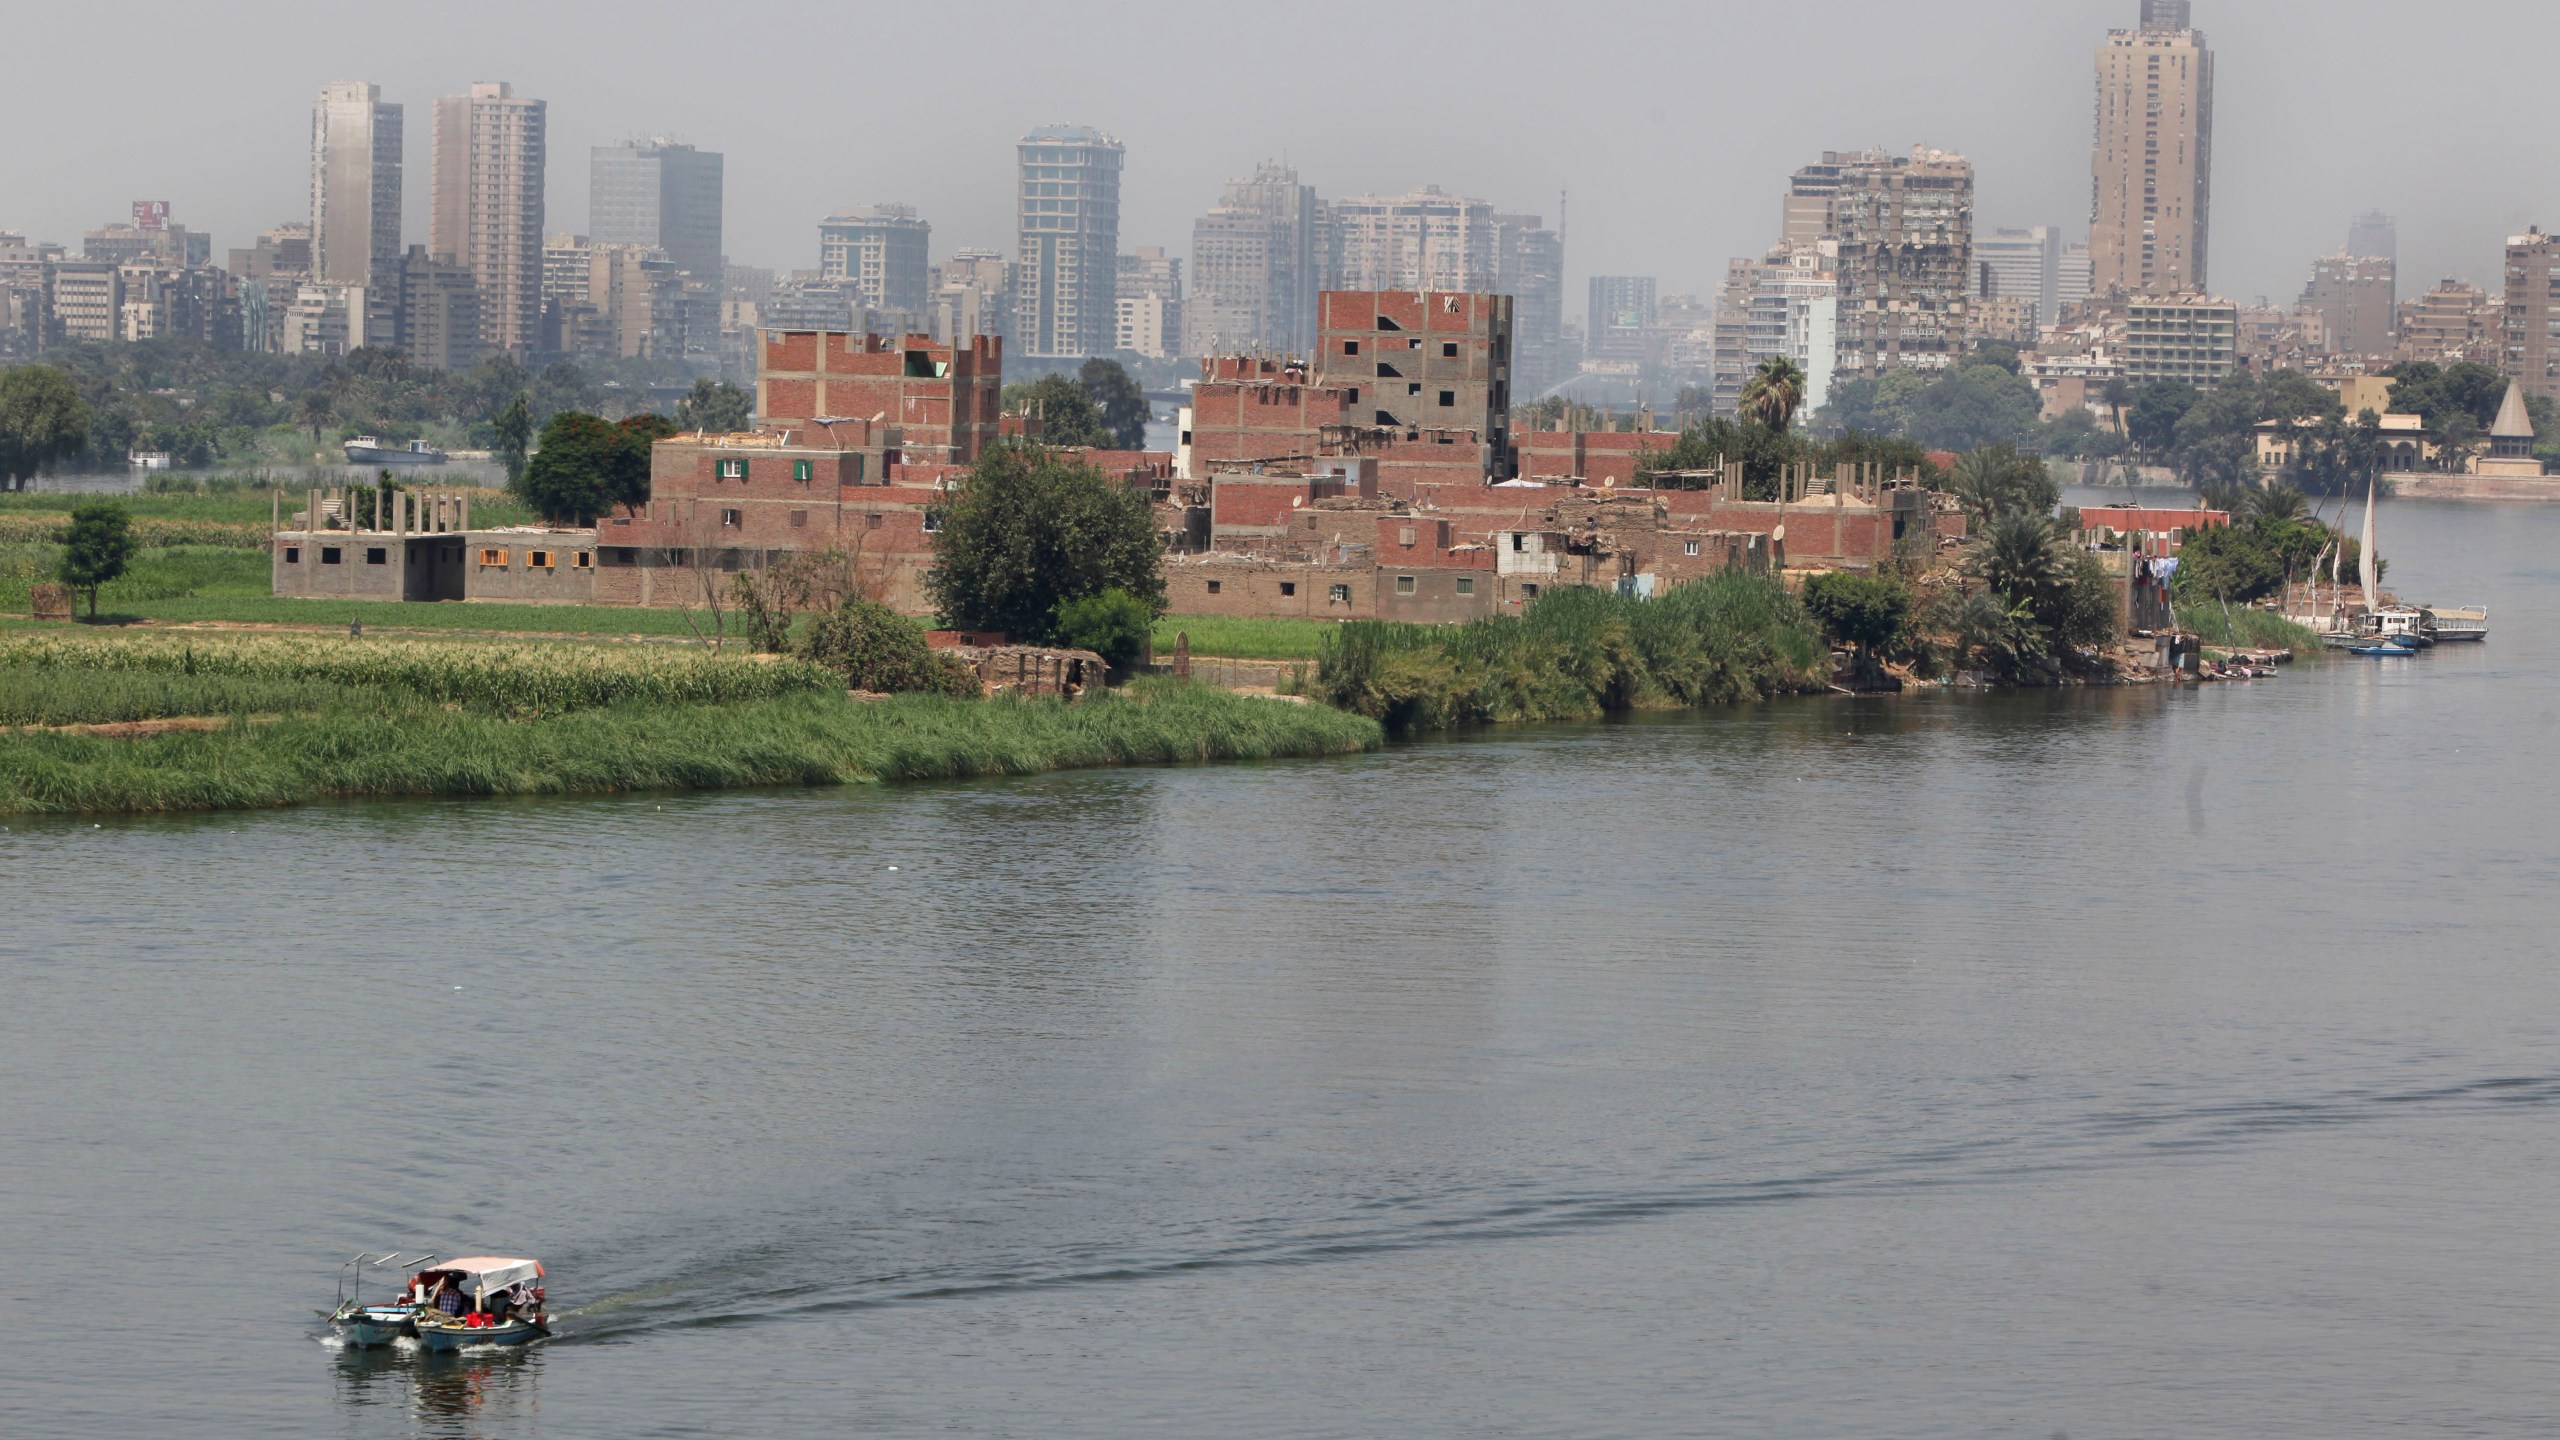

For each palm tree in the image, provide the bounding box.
[1966,511,2070,610]
[2246,481,2309,524]
[1739,357,1807,434]
[1948,445,2060,522]
[2100,377,2136,442]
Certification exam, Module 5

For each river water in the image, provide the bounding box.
[6,496,2557,1438]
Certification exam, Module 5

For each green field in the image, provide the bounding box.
[0,631,1383,813]
[1152,615,1341,661]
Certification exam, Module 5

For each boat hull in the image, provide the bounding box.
[414,1316,544,1351]
[329,1305,417,1347]
[343,446,447,466]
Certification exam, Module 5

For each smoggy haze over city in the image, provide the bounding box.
[6,0,2556,316]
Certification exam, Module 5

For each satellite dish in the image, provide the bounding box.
[1772,523,1787,543]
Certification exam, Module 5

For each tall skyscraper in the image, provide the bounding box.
[1493,214,1566,396]
[590,140,724,282]
[2348,210,2397,265]
[1588,275,1657,364]
[1326,187,1498,294]
[431,82,546,354]
[311,82,402,345]
[2505,228,2560,404]
[2091,1,2214,296]
[1796,148,1973,377]
[818,205,931,318]
[1115,247,1182,358]
[1184,162,1320,358]
[1014,124,1123,358]
[1974,226,2063,331]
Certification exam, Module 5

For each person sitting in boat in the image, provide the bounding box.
[433,1278,465,1317]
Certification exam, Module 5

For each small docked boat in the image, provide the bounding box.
[2374,608,2433,648]
[407,1257,549,1352]
[2349,644,2415,658]
[326,1251,436,1347]
[344,436,448,466]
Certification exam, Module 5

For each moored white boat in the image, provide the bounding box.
[2424,605,2489,642]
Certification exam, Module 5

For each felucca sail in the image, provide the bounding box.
[2359,470,2379,612]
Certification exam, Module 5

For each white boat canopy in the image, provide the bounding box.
[433,1257,544,1300]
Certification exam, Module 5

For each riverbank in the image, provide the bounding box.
[0,632,1381,813]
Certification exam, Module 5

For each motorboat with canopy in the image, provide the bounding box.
[408,1256,549,1351]
[327,1251,437,1347]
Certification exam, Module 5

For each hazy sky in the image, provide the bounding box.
[8,0,2556,319]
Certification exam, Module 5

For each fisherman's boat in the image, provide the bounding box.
[406,1257,549,1352]
[343,436,449,465]
[325,1251,436,1347]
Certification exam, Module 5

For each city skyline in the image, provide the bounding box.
[6,1,2557,321]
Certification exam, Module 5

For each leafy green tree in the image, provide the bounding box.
[1814,366,1931,438]
[2171,524,2286,606]
[0,365,91,491]
[613,413,678,513]
[1638,416,1804,497]
[2126,380,2200,456]
[516,412,622,523]
[675,377,753,433]
[1740,356,1808,434]
[57,500,137,617]
[1007,373,1111,448]
[1966,512,2071,615]
[1078,358,1152,449]
[926,443,1165,640]
[1053,587,1155,674]
[1933,588,2042,679]
[1904,363,2044,452]
[1799,570,1910,665]
[802,598,980,696]
[295,387,337,443]
[2054,552,2122,650]
[529,361,599,423]
[492,393,532,484]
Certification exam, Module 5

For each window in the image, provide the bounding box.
[575,551,593,569]
[923,508,944,534]
[866,513,883,529]
[1206,579,1222,595]
[283,546,300,564]
[1328,583,1350,604]
[1439,391,1457,407]
[720,509,742,529]
[1343,340,1361,355]
[1395,575,1416,595]
[1684,540,1701,557]
[1399,525,1417,546]
[1279,582,1297,597]
[789,510,809,529]
[1455,577,1474,596]
[793,460,814,482]
[1409,383,1422,396]
[1509,534,1525,552]
[1408,337,1422,350]
[717,458,747,480]
[1521,583,1540,599]
[1443,342,1459,357]
[364,547,387,565]
[1376,315,1402,331]
[321,547,343,565]
[529,550,553,569]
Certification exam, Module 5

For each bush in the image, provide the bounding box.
[925,443,1165,641]
[801,599,979,697]
[1799,571,1911,659]
[1053,587,1153,674]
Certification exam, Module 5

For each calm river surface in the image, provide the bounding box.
[7,495,2559,1438]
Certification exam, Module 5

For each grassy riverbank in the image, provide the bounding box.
[1316,574,1831,734]
[2175,605,2325,655]
[0,633,1382,814]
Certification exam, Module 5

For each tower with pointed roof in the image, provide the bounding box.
[2471,379,2544,476]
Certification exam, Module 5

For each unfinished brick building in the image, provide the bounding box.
[757,331,1003,465]
[1313,290,1514,478]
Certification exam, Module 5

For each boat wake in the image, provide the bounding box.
[545,1068,2560,1344]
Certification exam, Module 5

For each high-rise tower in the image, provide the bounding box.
[1014,125,1122,358]
[432,82,546,354]
[2091,1,2214,296]
[590,140,724,282]
[310,82,403,344]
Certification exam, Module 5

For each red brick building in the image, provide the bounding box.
[1313,290,1514,478]
[757,331,1002,465]
[1514,427,1684,486]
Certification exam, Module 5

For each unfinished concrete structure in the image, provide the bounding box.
[756,330,1003,464]
[1314,290,1514,478]
[270,485,601,604]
